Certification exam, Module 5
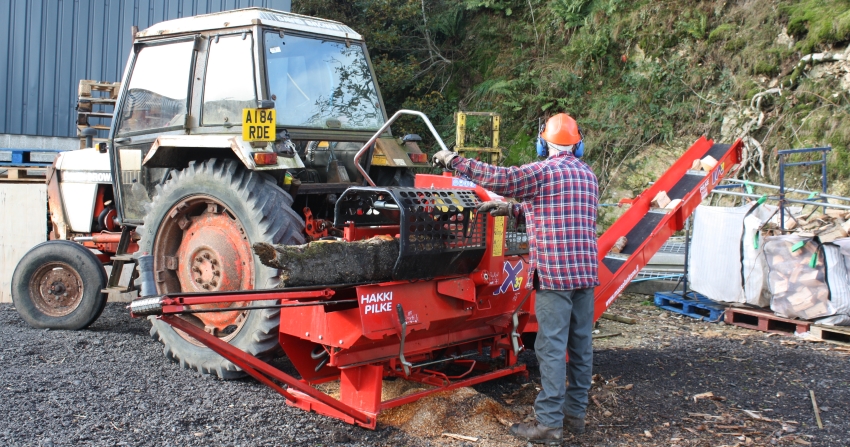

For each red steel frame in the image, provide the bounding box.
[145,137,742,429]
[594,137,742,319]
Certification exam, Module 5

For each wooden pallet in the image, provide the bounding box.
[77,80,119,147]
[724,307,810,335]
[654,291,726,322]
[78,80,121,99]
[0,166,48,182]
[810,324,850,346]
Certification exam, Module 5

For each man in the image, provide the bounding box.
[432,113,599,444]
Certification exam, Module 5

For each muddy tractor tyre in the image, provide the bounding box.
[141,158,304,379]
[11,240,108,330]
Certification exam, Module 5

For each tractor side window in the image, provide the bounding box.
[202,34,257,126]
[116,41,194,136]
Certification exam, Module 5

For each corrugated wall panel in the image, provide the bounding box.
[0,0,291,139]
[8,2,26,134]
[38,3,59,135]
[0,2,11,133]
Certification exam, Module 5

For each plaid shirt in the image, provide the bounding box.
[452,152,599,291]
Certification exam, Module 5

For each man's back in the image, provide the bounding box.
[521,153,599,290]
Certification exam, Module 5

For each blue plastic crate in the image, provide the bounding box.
[654,291,726,323]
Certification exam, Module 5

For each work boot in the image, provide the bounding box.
[509,420,562,445]
[564,414,586,434]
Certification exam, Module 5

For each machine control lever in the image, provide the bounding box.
[510,290,533,356]
[396,304,412,376]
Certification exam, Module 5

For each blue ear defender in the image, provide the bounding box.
[574,127,585,158]
[536,123,548,158]
[536,136,548,157]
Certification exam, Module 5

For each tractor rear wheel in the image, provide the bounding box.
[140,159,304,379]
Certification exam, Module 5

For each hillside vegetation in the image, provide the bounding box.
[295,0,850,221]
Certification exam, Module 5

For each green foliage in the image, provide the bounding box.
[549,0,594,28]
[724,38,747,52]
[752,60,779,77]
[782,0,850,53]
[707,23,735,43]
[295,0,850,201]
[676,11,708,40]
[464,0,517,15]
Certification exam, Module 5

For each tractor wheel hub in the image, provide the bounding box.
[171,200,253,333]
[30,262,84,316]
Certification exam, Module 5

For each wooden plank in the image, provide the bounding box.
[601,312,636,324]
[0,184,48,302]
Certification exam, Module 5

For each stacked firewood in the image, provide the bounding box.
[762,208,850,243]
[764,235,831,320]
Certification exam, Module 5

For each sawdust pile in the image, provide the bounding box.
[380,385,520,443]
[319,378,526,444]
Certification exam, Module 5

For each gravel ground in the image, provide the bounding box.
[1,293,848,446]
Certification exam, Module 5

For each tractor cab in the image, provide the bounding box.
[110,8,426,225]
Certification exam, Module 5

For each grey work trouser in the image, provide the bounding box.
[533,287,594,428]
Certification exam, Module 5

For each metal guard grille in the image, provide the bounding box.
[334,187,487,280]
[505,213,529,255]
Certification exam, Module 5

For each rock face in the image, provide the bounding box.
[253,236,400,287]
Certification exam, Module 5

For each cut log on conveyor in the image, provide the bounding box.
[609,236,628,254]
[253,236,399,287]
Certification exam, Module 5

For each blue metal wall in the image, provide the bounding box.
[0,0,291,138]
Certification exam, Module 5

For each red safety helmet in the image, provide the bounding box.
[540,113,581,146]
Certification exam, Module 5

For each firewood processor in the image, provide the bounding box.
[130,112,743,428]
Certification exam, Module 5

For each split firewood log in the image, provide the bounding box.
[699,155,718,171]
[253,235,399,287]
[651,191,671,209]
[817,224,849,243]
[665,199,683,209]
[825,209,845,219]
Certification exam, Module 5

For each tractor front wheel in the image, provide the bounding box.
[11,240,108,329]
[140,159,304,379]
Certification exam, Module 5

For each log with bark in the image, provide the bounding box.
[608,236,628,254]
[253,235,399,287]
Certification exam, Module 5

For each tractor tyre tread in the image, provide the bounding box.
[143,158,304,379]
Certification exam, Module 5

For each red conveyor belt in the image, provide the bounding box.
[593,137,743,320]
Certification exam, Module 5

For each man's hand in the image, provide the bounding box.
[432,150,459,170]
[478,201,512,217]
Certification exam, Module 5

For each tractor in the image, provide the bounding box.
[12,8,429,379]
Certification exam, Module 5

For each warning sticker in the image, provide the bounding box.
[242,108,276,142]
[492,216,505,257]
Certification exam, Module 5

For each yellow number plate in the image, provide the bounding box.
[242,108,276,142]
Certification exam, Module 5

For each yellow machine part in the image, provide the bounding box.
[455,111,503,165]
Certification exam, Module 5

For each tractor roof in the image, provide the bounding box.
[136,7,362,41]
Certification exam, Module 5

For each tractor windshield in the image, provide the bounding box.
[264,32,384,131]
